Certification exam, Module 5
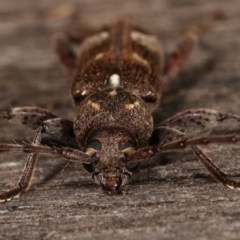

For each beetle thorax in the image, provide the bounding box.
[73,87,153,148]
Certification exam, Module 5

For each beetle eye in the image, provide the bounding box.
[87,140,102,151]
[85,140,102,155]
[118,139,136,154]
[118,141,134,150]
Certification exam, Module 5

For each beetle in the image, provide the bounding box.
[0,19,239,202]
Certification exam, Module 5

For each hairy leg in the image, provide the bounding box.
[0,127,42,202]
[0,133,91,202]
[128,133,240,188]
[129,134,239,161]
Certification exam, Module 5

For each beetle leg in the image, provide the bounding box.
[0,132,91,202]
[54,24,108,76]
[0,106,56,129]
[159,108,240,138]
[129,134,240,162]
[192,146,240,189]
[41,118,78,148]
[163,13,224,84]
[130,108,240,161]
[0,127,42,202]
[54,34,77,76]
[0,106,77,147]
[163,28,197,84]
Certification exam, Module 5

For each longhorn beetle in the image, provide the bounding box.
[0,18,239,202]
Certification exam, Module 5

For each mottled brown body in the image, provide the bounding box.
[67,20,163,190]
[67,20,164,110]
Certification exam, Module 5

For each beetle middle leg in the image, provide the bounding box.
[159,108,240,138]
[0,106,56,129]
[0,106,77,147]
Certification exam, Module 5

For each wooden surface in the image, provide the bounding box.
[0,0,240,239]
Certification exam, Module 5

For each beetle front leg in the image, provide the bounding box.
[129,133,240,189]
[0,127,42,202]
[0,129,91,202]
[129,134,240,162]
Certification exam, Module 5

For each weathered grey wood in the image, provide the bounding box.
[0,0,240,239]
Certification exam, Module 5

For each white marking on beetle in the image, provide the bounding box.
[125,101,140,110]
[132,53,149,68]
[81,90,87,96]
[131,31,162,53]
[109,89,117,96]
[87,100,100,110]
[85,147,98,156]
[125,104,135,110]
[131,30,164,70]
[95,52,104,60]
[109,74,121,88]
[79,31,109,55]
